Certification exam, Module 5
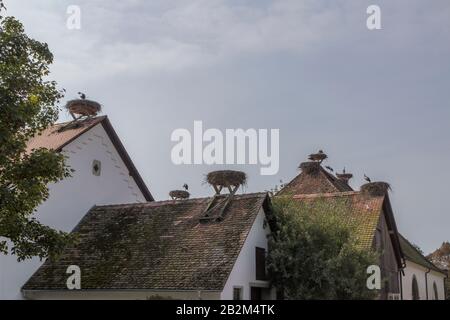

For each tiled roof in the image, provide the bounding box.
[23,193,270,291]
[292,192,384,250]
[25,116,153,201]
[279,163,353,195]
[25,116,106,153]
[399,234,446,274]
[278,160,403,267]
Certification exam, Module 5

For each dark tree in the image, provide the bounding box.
[0,2,73,261]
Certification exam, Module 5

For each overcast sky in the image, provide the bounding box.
[6,0,450,253]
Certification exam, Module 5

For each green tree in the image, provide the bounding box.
[267,196,378,299]
[0,2,72,261]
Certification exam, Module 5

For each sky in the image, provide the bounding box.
[5,0,450,253]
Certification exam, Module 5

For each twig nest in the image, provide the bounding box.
[299,161,320,175]
[66,99,101,117]
[361,182,391,196]
[336,173,353,182]
[308,151,327,163]
[169,190,190,200]
[206,170,247,188]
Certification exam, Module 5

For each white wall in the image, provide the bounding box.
[402,260,446,300]
[0,123,148,300]
[221,209,276,300]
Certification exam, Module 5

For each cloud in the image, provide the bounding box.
[6,0,353,79]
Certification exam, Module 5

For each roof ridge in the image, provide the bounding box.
[399,233,446,274]
[292,191,361,199]
[93,192,268,209]
[53,115,107,127]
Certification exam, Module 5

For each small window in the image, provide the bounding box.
[255,247,266,280]
[92,160,101,176]
[433,282,439,300]
[412,275,420,300]
[233,287,243,300]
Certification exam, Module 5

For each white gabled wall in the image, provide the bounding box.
[402,260,446,300]
[0,123,148,300]
[221,209,276,300]
[37,123,146,230]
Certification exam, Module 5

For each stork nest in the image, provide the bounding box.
[169,190,190,200]
[308,152,327,162]
[361,182,391,196]
[299,161,320,175]
[336,173,353,180]
[65,99,102,116]
[205,170,247,188]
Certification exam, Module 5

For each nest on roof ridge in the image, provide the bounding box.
[361,182,391,196]
[299,161,321,175]
[169,190,190,200]
[65,99,101,116]
[205,170,247,189]
[336,173,353,180]
[308,151,327,163]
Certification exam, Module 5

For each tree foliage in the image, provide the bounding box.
[0,2,73,261]
[267,196,378,300]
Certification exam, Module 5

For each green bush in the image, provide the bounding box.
[267,196,378,300]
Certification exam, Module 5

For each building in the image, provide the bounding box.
[22,193,276,300]
[279,157,403,299]
[0,116,153,299]
[399,235,447,300]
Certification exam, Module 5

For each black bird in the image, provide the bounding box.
[183,183,188,191]
[325,166,334,172]
[364,174,371,183]
[78,92,86,99]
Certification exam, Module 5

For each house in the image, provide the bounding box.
[0,115,153,300]
[22,192,276,300]
[427,242,450,299]
[399,235,447,300]
[278,157,403,299]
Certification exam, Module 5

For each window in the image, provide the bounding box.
[92,160,101,176]
[255,247,266,280]
[250,287,262,300]
[412,275,420,300]
[233,287,243,300]
[433,282,438,300]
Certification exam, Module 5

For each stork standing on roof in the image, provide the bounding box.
[183,183,188,191]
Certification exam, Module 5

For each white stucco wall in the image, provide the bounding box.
[401,260,446,300]
[0,123,148,300]
[221,209,276,300]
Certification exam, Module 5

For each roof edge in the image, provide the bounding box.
[99,117,154,202]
